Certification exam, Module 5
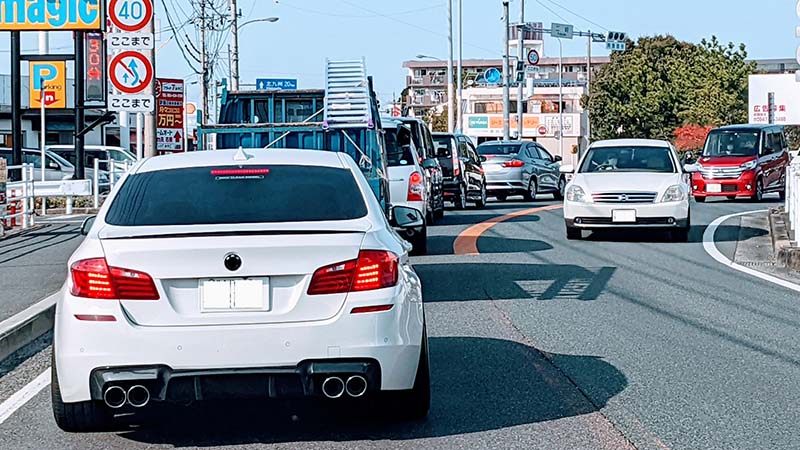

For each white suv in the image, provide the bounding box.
[561,139,691,241]
[52,149,430,431]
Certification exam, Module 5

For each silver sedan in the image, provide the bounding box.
[477,141,565,201]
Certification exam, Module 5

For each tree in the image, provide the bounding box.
[674,124,713,153]
[585,35,755,142]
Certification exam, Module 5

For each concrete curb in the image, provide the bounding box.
[0,293,57,363]
[769,207,800,270]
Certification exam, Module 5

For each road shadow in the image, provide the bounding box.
[117,337,626,446]
[582,225,766,244]
[415,263,616,302]
[426,235,553,256]
[435,213,544,227]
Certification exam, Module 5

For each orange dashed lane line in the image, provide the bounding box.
[452,204,563,255]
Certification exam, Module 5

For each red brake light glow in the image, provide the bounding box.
[307,250,399,295]
[503,160,525,168]
[210,168,270,176]
[351,305,394,314]
[70,258,160,300]
[407,171,424,201]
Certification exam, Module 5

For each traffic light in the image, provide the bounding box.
[516,71,524,82]
[605,31,627,52]
[516,61,525,72]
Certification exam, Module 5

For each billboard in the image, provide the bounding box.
[748,74,800,125]
[29,61,67,109]
[156,78,185,152]
[0,0,104,31]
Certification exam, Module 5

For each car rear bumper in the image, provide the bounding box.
[691,171,757,197]
[54,286,424,403]
[564,200,689,228]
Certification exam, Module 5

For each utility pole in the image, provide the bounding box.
[144,17,157,157]
[502,1,510,140]
[516,0,525,140]
[229,0,240,91]
[557,38,564,160]
[74,31,86,179]
[199,0,208,149]
[456,0,463,132]
[586,30,592,146]
[447,0,454,133]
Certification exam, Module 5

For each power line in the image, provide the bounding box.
[541,0,608,31]
[531,0,571,24]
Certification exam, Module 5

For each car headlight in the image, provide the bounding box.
[566,185,589,203]
[739,160,757,171]
[661,185,687,202]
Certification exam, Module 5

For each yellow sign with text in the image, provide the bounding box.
[30,61,67,109]
[0,0,103,31]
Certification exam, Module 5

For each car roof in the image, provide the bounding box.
[477,140,524,146]
[47,145,128,152]
[590,139,671,148]
[715,124,781,132]
[136,149,350,174]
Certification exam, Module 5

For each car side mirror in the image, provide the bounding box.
[80,216,96,236]
[559,164,575,174]
[553,155,563,162]
[390,206,424,229]
[682,151,695,163]
[683,163,700,173]
[422,158,438,170]
[479,155,487,162]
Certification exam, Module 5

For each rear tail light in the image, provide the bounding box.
[453,168,461,177]
[503,160,525,168]
[70,258,160,300]
[407,171,424,201]
[308,250,399,295]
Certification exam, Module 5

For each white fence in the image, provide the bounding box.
[1,164,35,233]
[92,158,133,208]
[788,156,800,244]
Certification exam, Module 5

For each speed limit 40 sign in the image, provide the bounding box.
[108,0,154,32]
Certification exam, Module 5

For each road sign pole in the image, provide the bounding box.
[517,0,524,139]
[502,1,510,141]
[11,31,22,182]
[145,17,157,157]
[74,31,86,180]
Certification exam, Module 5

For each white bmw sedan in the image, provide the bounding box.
[561,139,691,241]
[52,149,429,431]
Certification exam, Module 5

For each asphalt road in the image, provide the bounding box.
[0,220,83,321]
[0,196,797,450]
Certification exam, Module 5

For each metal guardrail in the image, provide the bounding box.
[1,164,35,233]
[92,158,133,209]
[788,156,799,244]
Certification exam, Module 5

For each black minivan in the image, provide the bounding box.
[432,133,487,209]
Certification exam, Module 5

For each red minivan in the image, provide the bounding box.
[691,124,790,202]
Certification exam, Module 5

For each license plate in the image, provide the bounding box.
[484,164,501,173]
[612,210,637,223]
[707,184,722,193]
[201,279,268,311]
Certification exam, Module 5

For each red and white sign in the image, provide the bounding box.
[108,0,154,32]
[109,50,153,95]
[156,78,185,152]
[538,125,547,136]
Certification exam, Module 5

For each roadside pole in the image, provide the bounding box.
[502,1,510,140]
[558,38,564,161]
[516,0,524,140]
[586,30,592,149]
[447,0,454,133]
[144,18,157,157]
[456,0,463,132]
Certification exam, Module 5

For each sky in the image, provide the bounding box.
[0,0,799,109]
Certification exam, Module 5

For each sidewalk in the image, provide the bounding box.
[734,210,800,283]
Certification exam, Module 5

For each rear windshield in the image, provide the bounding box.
[477,144,521,156]
[579,146,676,173]
[433,136,454,157]
[105,165,368,226]
[385,130,416,167]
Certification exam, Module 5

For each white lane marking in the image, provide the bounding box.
[0,369,50,425]
[703,210,800,293]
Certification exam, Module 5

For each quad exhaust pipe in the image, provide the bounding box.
[102,385,150,408]
[321,376,368,399]
[103,386,127,409]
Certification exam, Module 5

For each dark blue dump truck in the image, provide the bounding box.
[197,59,390,211]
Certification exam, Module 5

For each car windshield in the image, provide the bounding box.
[433,136,454,157]
[702,130,760,157]
[477,144,521,156]
[579,146,675,173]
[109,149,135,162]
[105,165,368,226]
[385,129,417,167]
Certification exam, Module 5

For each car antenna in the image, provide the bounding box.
[233,147,254,161]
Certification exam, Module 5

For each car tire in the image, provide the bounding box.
[751,179,764,202]
[523,179,537,202]
[474,185,487,209]
[495,194,507,202]
[554,177,566,200]
[456,184,467,210]
[410,225,428,256]
[566,226,582,240]
[694,196,706,203]
[51,354,112,432]
[433,204,445,220]
[727,196,737,201]
[385,326,430,421]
